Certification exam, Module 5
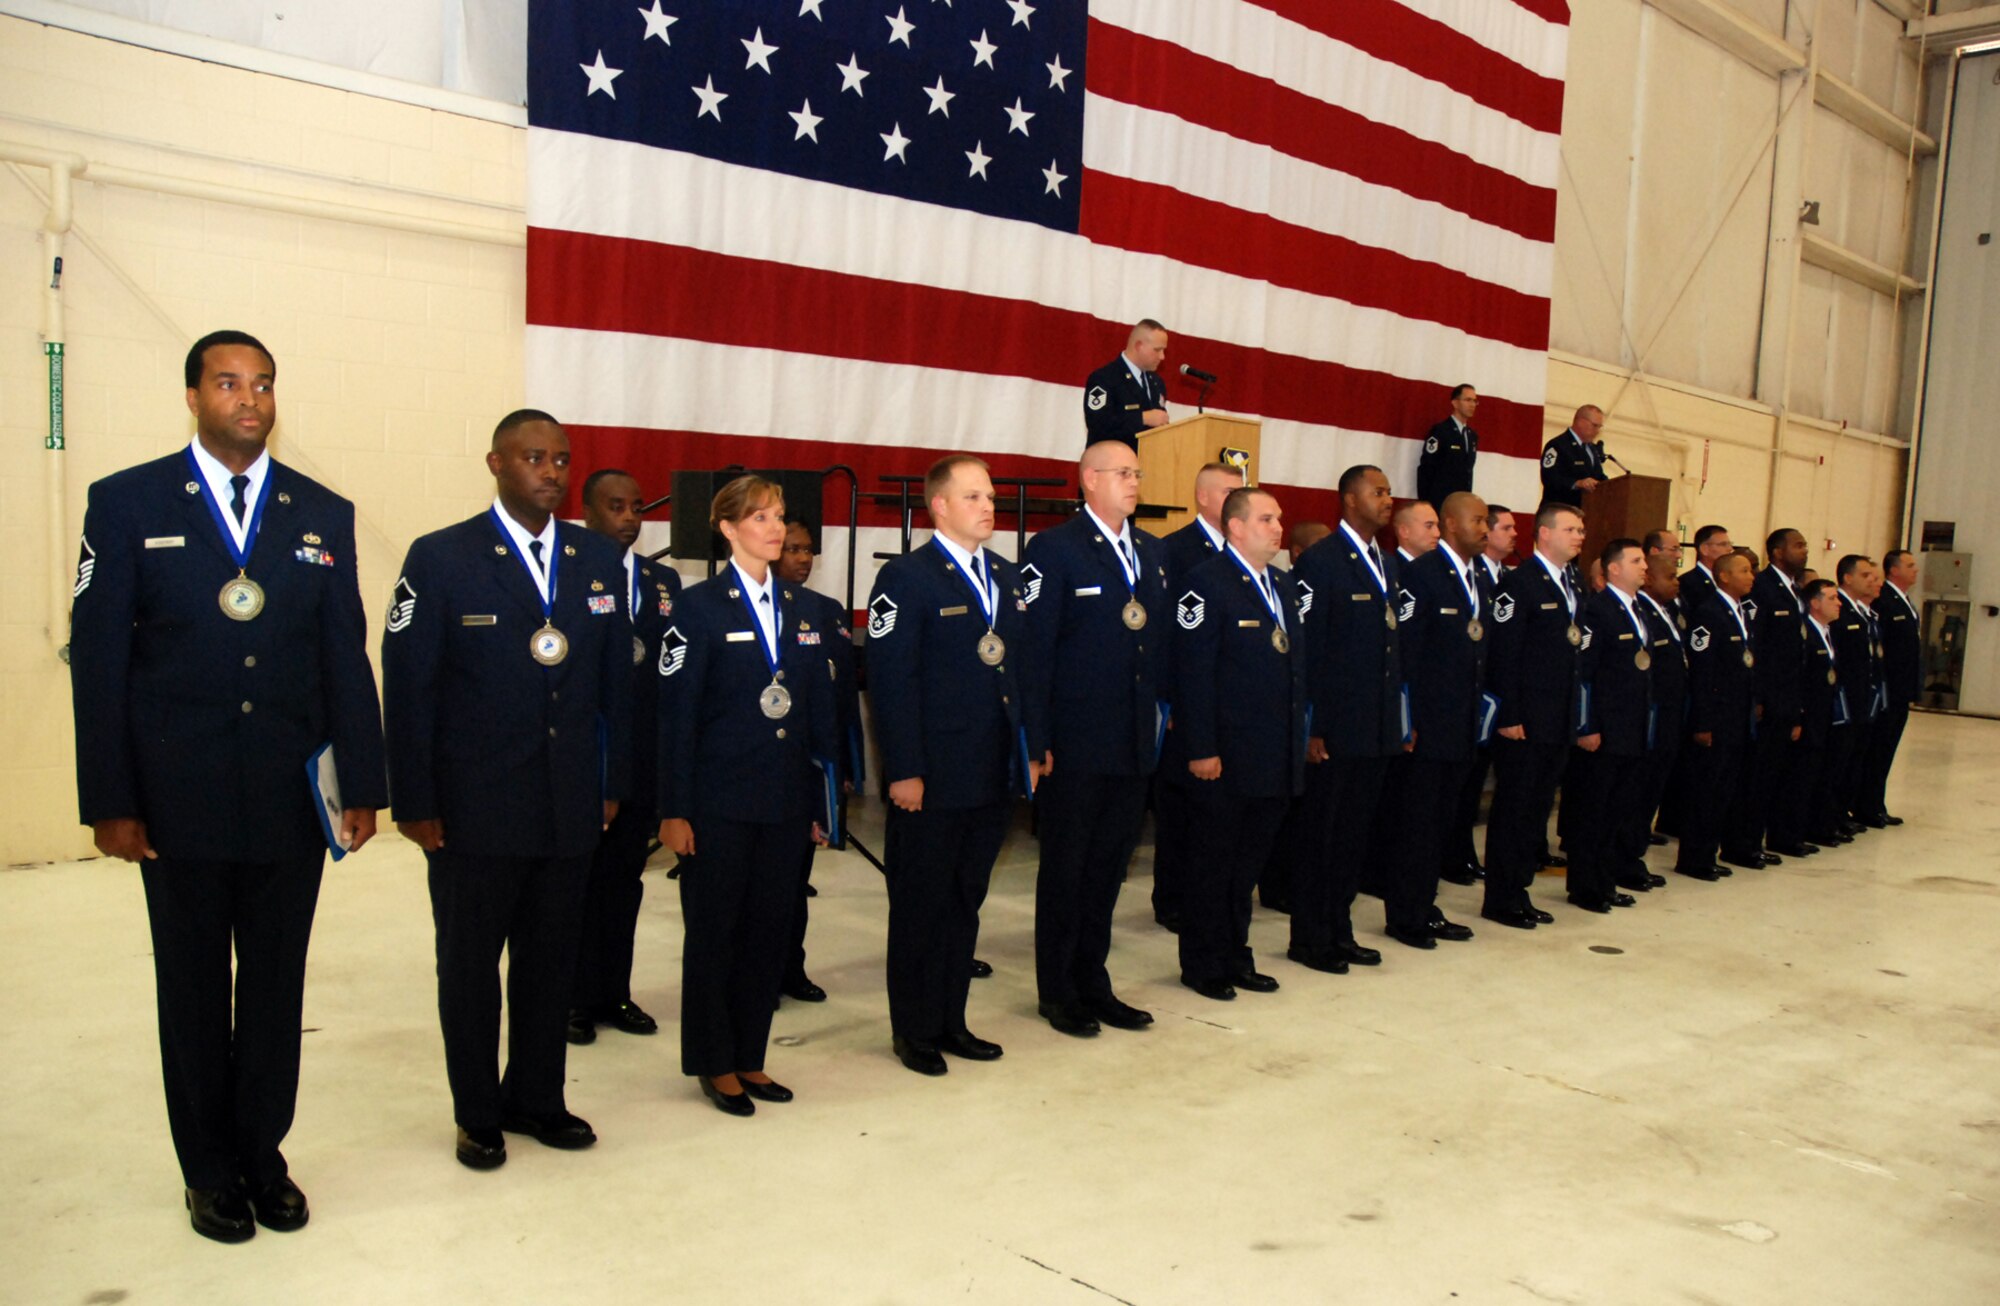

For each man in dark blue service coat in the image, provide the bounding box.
[1152,461,1242,931]
[1565,539,1654,912]
[1538,405,1608,508]
[1674,551,1757,881]
[383,410,631,1171]
[1083,318,1171,450]
[1859,548,1920,826]
[69,329,388,1243]
[1416,383,1479,508]
[1290,465,1405,973]
[1172,487,1308,1001]
[867,455,1035,1076]
[1019,439,1170,1037]
[1480,501,1587,928]
[566,469,680,1045]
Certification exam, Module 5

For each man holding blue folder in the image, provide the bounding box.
[69,330,387,1243]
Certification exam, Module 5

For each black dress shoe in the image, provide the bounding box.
[1811,830,1853,845]
[1648,833,1668,846]
[1154,911,1181,933]
[1676,865,1722,882]
[1840,820,1866,836]
[698,1076,755,1116]
[1758,852,1782,866]
[1336,941,1383,966]
[782,976,828,1003]
[1524,902,1555,924]
[1479,906,1537,930]
[1231,969,1280,993]
[1385,925,1437,950]
[893,1036,948,1076]
[1715,865,1734,876]
[1437,866,1479,887]
[247,1176,309,1232]
[1566,893,1612,913]
[739,1076,793,1103]
[1038,1001,1101,1037]
[454,1126,506,1171]
[1181,975,1237,1000]
[1542,853,1568,869]
[1429,916,1475,941]
[1860,814,1888,829]
[969,959,994,979]
[500,1110,597,1150]
[598,1000,658,1034]
[565,1010,597,1045]
[1607,892,1636,908]
[1768,843,1815,858]
[1614,875,1653,892]
[1880,814,1903,827]
[939,1030,1004,1060]
[1719,852,1765,871]
[1088,996,1154,1030]
[186,1186,256,1243]
[1285,947,1349,975]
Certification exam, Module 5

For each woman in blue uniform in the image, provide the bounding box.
[657,475,834,1115]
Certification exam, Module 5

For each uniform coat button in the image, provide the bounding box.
[243,655,257,668]
[240,701,253,713]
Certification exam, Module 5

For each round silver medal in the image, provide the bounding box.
[760,682,793,719]
[1270,627,1290,654]
[1566,623,1582,648]
[977,632,1006,666]
[531,623,569,666]
[1467,618,1484,642]
[218,575,265,622]
[1122,599,1147,631]
[1635,648,1652,671]
[632,635,646,665]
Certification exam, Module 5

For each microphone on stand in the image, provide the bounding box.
[1179,364,1219,384]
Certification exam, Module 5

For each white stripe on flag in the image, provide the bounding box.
[1388,0,1571,80]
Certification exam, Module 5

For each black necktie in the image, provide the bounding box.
[1367,541,1384,581]
[1118,538,1136,579]
[1262,573,1283,629]
[229,474,249,525]
[529,539,546,575]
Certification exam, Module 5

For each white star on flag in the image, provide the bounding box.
[1046,55,1070,92]
[1042,159,1068,196]
[1004,96,1035,136]
[837,53,869,96]
[798,0,824,18]
[637,1,676,45]
[922,76,955,117]
[885,7,915,47]
[1007,0,1035,29]
[741,28,778,73]
[789,98,823,141]
[581,50,623,98]
[969,29,997,68]
[880,122,911,163]
[692,76,728,120]
[965,140,991,179]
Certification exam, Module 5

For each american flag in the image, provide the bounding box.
[525,0,1570,588]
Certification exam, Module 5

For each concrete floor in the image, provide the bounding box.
[4,710,1999,1304]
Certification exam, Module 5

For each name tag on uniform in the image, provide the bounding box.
[1238,619,1262,628]
[939,605,968,617]
[1618,632,1633,640]
[1440,607,1460,615]
[1773,608,1791,617]
[726,630,756,642]
[1075,586,1102,596]
[1351,593,1370,601]
[1124,403,1140,411]
[144,536,185,549]
[461,614,496,626]
[1540,602,1558,610]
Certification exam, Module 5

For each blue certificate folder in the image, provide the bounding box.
[813,757,845,850]
[306,742,349,861]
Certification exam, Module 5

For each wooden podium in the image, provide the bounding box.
[1579,473,1671,561]
[1136,412,1262,535]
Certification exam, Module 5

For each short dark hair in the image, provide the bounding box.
[492,408,560,447]
[1449,383,1475,401]
[1883,548,1914,571]
[925,453,990,506]
[1133,317,1167,336]
[1485,502,1510,520]
[1337,464,1382,495]
[184,330,274,389]
[1601,537,1642,570]
[1221,486,1274,525]
[784,516,819,550]
[1693,524,1728,549]
[1803,578,1837,604]
[1836,553,1871,585]
[580,467,636,508]
[1536,501,1582,530]
[1765,527,1802,557]
[1642,529,1678,554]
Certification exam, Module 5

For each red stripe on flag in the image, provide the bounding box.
[557,423,1346,556]
[526,228,1547,459]
[1086,20,1556,244]
[1081,171,1552,353]
[1506,0,1573,27]
[1247,0,1564,135]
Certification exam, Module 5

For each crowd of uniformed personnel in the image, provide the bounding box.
[70,329,1924,1245]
